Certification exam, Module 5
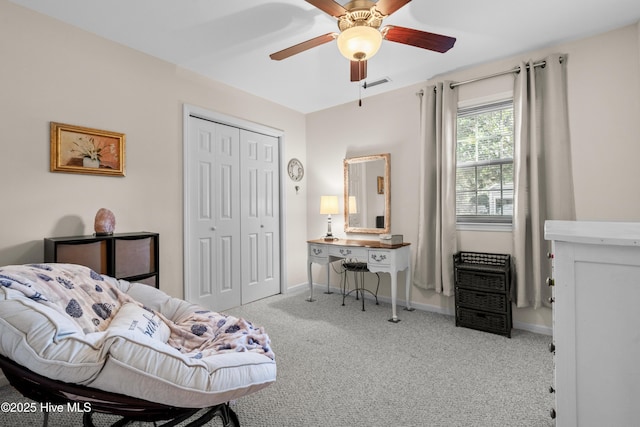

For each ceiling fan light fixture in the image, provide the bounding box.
[337,26,382,61]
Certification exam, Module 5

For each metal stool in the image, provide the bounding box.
[341,261,380,311]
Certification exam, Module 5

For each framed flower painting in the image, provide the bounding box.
[50,122,126,176]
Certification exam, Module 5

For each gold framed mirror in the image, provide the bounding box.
[344,153,390,234]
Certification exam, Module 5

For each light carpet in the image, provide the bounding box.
[0,288,555,426]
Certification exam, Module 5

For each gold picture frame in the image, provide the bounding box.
[50,122,126,176]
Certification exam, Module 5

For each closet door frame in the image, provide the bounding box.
[182,104,287,304]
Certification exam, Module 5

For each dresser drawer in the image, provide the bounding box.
[328,246,367,260]
[368,250,391,266]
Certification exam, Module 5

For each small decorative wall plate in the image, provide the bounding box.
[287,158,304,182]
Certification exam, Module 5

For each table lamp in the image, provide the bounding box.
[320,195,339,240]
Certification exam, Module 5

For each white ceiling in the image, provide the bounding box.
[10,0,640,113]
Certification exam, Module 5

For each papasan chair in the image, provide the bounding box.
[0,263,276,426]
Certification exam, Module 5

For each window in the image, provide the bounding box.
[456,100,514,224]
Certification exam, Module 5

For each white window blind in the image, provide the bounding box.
[456,100,514,224]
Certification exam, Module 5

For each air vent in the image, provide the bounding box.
[362,77,391,89]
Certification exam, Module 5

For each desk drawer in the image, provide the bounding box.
[309,244,328,258]
[329,246,367,259]
[368,250,391,266]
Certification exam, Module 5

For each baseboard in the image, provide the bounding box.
[513,321,552,336]
[400,299,455,316]
[285,282,311,293]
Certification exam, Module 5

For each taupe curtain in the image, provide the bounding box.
[412,82,458,295]
[512,54,575,308]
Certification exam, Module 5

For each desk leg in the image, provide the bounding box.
[388,270,400,323]
[306,261,315,302]
[404,264,414,312]
[324,263,333,294]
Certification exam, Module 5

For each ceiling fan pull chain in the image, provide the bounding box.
[358,61,363,107]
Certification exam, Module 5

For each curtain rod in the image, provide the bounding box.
[451,59,548,88]
[416,56,564,96]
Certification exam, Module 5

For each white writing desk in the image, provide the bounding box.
[307,238,412,322]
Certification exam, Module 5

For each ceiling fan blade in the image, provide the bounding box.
[305,0,347,18]
[382,25,456,53]
[374,0,411,16]
[350,60,367,82]
[270,33,337,61]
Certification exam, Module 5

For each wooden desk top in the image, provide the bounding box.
[307,238,410,249]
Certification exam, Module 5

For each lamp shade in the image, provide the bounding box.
[348,196,358,214]
[336,26,383,61]
[319,196,340,215]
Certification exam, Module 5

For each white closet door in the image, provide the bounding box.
[186,117,241,311]
[240,129,280,304]
[186,115,281,311]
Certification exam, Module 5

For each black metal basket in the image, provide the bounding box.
[456,288,509,313]
[456,307,509,335]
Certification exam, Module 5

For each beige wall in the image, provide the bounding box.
[0,0,309,298]
[307,22,640,331]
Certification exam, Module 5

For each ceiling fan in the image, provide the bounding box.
[269,0,456,82]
